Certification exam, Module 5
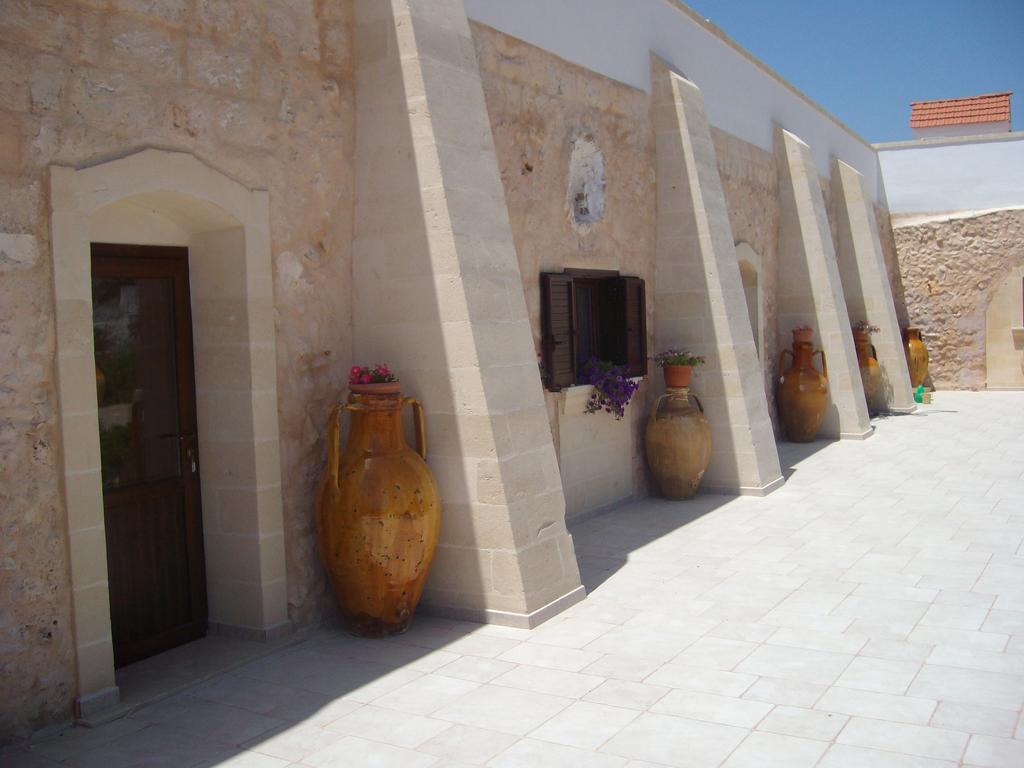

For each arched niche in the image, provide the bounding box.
[985,265,1024,389]
[49,149,287,718]
[735,241,764,361]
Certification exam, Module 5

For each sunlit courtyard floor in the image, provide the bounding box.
[6,391,1024,767]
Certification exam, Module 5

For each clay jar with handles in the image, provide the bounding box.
[645,387,712,499]
[777,341,829,442]
[903,327,929,388]
[853,330,884,415]
[316,389,440,637]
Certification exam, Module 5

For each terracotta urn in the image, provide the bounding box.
[777,341,829,442]
[645,387,712,499]
[662,364,693,389]
[853,330,884,415]
[316,389,440,637]
[903,327,929,388]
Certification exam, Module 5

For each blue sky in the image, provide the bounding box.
[682,0,1024,142]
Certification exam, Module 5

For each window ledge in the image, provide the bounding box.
[555,378,644,415]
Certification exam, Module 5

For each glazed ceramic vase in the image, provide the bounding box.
[316,389,440,637]
[777,341,828,442]
[853,330,884,415]
[904,327,929,388]
[645,387,712,499]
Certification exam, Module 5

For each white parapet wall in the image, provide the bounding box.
[465,0,885,201]
[877,132,1024,216]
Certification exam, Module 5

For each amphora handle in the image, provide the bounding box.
[814,349,828,379]
[327,402,365,488]
[653,390,703,419]
[779,349,793,377]
[403,397,428,460]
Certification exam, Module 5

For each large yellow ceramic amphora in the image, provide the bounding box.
[316,389,439,637]
[645,387,712,499]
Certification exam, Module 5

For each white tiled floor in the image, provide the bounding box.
[5,392,1023,767]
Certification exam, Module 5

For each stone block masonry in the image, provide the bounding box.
[832,159,916,413]
[776,128,872,439]
[651,58,783,495]
[352,0,583,626]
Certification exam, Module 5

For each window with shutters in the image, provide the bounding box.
[540,270,647,391]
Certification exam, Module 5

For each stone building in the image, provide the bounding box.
[1,0,916,741]
[878,93,1024,390]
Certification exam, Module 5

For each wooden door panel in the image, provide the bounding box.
[92,243,207,668]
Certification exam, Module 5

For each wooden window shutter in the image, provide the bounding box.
[622,276,647,377]
[541,272,576,390]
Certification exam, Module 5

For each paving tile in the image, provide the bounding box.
[926,644,1024,675]
[836,718,969,762]
[498,642,602,672]
[919,604,990,631]
[907,664,1024,710]
[240,723,348,762]
[815,687,936,724]
[131,697,285,746]
[980,610,1024,635]
[832,596,930,625]
[757,705,847,741]
[323,705,450,748]
[768,627,867,655]
[929,701,1019,738]
[27,719,149,763]
[818,743,958,767]
[60,723,230,768]
[600,712,747,768]
[304,735,438,767]
[580,653,664,682]
[669,636,759,670]
[859,639,934,662]
[906,625,1008,652]
[741,676,827,708]
[431,683,572,736]
[835,657,921,694]
[369,674,481,715]
[584,627,701,662]
[582,679,669,710]
[961,734,1024,768]
[734,644,854,686]
[490,738,628,767]
[721,731,828,768]
[528,701,639,750]
[415,724,517,765]
[526,618,618,649]
[644,664,757,696]
[650,690,771,728]
[435,655,515,683]
[491,664,604,698]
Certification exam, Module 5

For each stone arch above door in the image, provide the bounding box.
[49,148,287,718]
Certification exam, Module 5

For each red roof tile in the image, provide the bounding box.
[910,92,1012,128]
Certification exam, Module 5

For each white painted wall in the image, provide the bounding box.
[464,0,886,202]
[877,133,1024,214]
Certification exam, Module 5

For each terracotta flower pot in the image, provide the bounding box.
[645,387,712,499]
[662,364,693,389]
[777,342,828,442]
[316,390,439,637]
[349,381,401,396]
[903,327,929,388]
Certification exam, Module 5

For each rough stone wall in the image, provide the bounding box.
[893,208,1024,389]
[712,128,781,432]
[0,0,353,741]
[471,22,656,498]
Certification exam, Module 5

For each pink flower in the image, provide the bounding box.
[359,372,372,384]
[350,365,362,376]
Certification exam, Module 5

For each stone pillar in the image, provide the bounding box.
[832,159,916,413]
[352,0,583,627]
[776,128,872,439]
[651,58,783,495]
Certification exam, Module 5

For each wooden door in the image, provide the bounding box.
[91,243,207,668]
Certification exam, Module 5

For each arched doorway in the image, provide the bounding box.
[986,266,1024,389]
[49,149,288,717]
[735,242,764,361]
